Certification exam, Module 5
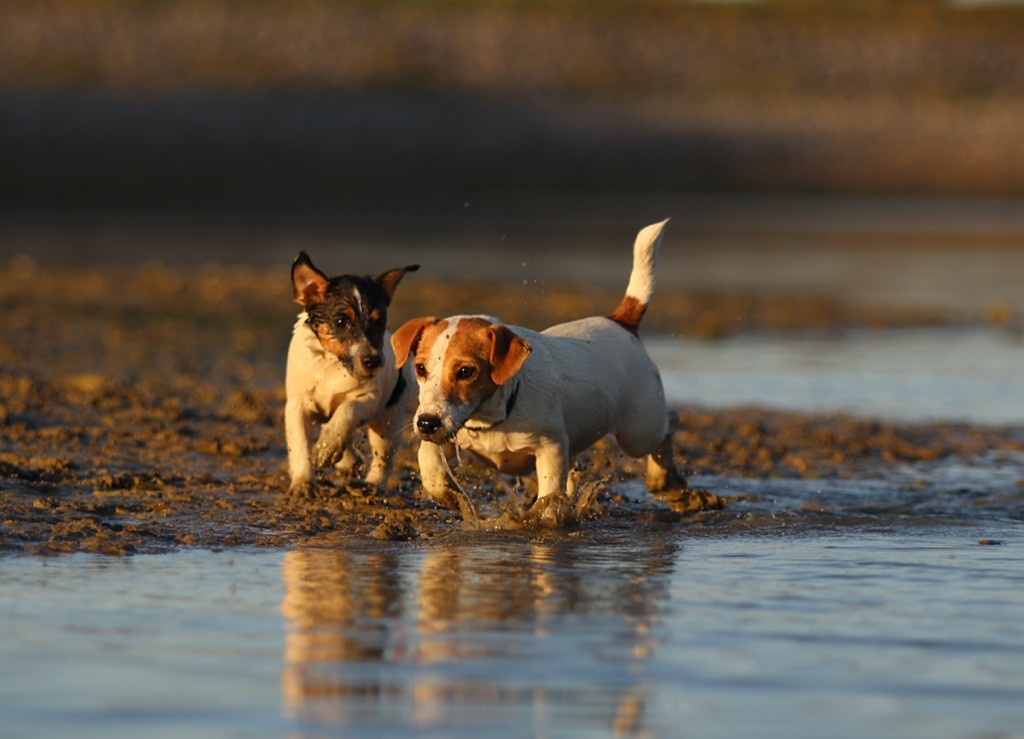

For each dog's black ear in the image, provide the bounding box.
[376,264,420,304]
[391,316,435,369]
[292,252,329,308]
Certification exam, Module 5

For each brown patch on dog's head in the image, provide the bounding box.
[392,316,439,369]
[314,323,348,358]
[405,316,531,441]
[433,317,501,404]
[415,316,530,398]
[486,323,532,385]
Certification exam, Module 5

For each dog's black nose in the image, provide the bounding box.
[360,354,382,372]
[416,414,443,435]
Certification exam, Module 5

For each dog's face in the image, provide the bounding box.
[392,315,531,442]
[292,252,418,378]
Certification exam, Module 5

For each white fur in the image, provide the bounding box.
[624,218,668,305]
[416,317,672,502]
[412,220,680,505]
[285,314,411,495]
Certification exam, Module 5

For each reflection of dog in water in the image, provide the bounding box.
[279,542,674,733]
[280,549,404,714]
[392,220,686,520]
[284,253,418,497]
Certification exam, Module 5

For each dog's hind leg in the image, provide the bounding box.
[645,411,687,492]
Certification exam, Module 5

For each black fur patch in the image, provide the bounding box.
[385,370,407,408]
[305,275,389,355]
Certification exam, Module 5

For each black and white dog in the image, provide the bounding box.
[285,252,418,497]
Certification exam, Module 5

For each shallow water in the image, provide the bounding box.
[3,196,1024,736]
[3,524,1023,738]
[651,327,1024,425]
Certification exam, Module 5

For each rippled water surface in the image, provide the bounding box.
[3,327,1022,736]
[3,197,1024,736]
[3,527,1023,738]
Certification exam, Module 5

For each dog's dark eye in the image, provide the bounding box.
[336,316,349,328]
[456,366,476,381]
[414,363,427,378]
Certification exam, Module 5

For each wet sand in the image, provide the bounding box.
[1,262,1021,554]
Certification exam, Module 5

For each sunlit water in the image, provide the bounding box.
[3,199,1024,736]
[2,528,1023,738]
[651,327,1024,425]
[2,331,1024,737]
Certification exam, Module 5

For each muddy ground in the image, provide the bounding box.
[1,262,1021,554]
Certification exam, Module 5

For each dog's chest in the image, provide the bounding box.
[458,429,537,476]
[467,447,536,476]
[302,354,378,418]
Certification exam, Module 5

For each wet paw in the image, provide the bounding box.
[419,486,460,510]
[334,447,360,475]
[343,478,381,496]
[528,494,572,528]
[363,466,388,487]
[311,441,343,470]
[287,478,315,499]
[645,466,688,493]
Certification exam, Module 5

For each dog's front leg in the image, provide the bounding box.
[285,397,316,496]
[417,440,459,507]
[534,439,569,500]
[530,439,570,526]
[365,409,402,486]
[311,406,357,471]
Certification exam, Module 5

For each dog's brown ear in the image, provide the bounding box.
[487,324,531,385]
[376,264,420,303]
[291,252,329,309]
[391,316,436,368]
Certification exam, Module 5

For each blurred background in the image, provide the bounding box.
[1,0,1023,320]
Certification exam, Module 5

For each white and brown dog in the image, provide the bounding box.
[391,220,684,511]
[285,252,418,497]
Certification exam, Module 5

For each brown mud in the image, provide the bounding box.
[1,263,1020,554]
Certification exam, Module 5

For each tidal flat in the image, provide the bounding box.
[1,207,1023,736]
